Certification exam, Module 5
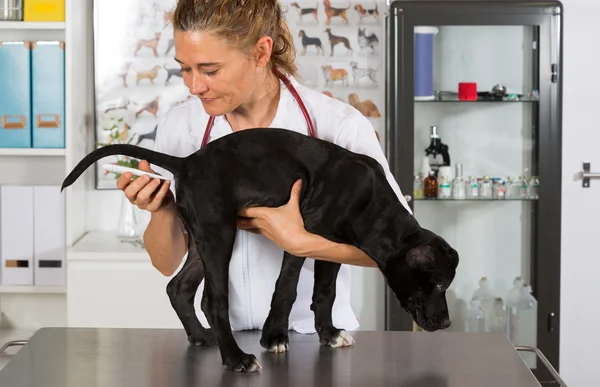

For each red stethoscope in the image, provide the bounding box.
[200,69,317,148]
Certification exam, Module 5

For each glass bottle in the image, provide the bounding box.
[480,176,492,199]
[438,175,451,199]
[117,195,143,244]
[466,175,479,199]
[413,175,423,199]
[518,175,529,198]
[452,163,466,199]
[528,176,539,199]
[423,171,438,199]
[505,176,517,199]
[492,178,505,199]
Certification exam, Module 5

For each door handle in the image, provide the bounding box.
[582,162,600,188]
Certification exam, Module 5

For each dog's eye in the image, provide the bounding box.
[436,283,444,290]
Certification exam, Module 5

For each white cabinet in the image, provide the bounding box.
[66,231,185,329]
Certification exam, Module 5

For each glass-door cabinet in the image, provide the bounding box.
[384,0,563,383]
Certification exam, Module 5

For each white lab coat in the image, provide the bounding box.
[140,74,412,333]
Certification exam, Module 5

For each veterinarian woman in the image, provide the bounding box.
[122,0,412,335]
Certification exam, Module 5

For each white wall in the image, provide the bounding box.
[559,1,600,386]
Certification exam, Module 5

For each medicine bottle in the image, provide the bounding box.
[423,171,438,199]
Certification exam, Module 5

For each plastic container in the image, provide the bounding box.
[515,284,538,368]
[0,0,23,21]
[23,0,64,22]
[466,297,485,333]
[473,277,495,332]
[414,26,439,101]
[490,297,507,335]
[506,276,524,341]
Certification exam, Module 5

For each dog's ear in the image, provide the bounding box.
[406,245,434,270]
[436,236,459,269]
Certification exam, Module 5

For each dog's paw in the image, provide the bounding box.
[223,353,262,373]
[187,330,217,347]
[260,333,289,353]
[319,328,355,348]
[260,318,290,353]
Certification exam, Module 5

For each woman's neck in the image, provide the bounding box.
[226,72,281,131]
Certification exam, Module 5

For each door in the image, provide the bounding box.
[559,1,600,386]
[384,0,562,384]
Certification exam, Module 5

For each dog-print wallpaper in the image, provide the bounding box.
[282,0,385,145]
[92,0,185,189]
[92,0,386,189]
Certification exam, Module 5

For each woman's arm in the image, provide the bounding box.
[144,199,189,276]
[294,231,378,267]
[237,179,378,268]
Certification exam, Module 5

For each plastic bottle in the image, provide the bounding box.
[490,297,507,335]
[473,277,494,332]
[466,297,485,333]
[506,276,524,342]
[516,284,538,368]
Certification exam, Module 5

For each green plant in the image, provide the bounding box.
[97,116,139,180]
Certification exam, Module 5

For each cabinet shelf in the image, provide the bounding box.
[0,21,65,30]
[415,197,538,201]
[0,148,65,156]
[0,286,65,294]
[416,97,539,103]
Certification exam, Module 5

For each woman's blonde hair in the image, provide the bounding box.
[170,0,297,78]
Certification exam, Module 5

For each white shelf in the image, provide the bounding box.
[0,21,65,30]
[0,286,66,294]
[68,230,149,261]
[0,148,65,156]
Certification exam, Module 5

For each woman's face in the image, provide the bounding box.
[173,30,265,116]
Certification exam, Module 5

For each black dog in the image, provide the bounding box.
[61,128,459,373]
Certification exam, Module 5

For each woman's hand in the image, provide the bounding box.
[116,160,174,213]
[237,179,308,255]
[237,179,377,267]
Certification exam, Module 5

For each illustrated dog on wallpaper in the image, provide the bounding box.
[61,128,459,373]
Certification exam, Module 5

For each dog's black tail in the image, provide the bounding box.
[60,144,185,192]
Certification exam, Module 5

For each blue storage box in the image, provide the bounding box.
[31,41,65,148]
[0,41,32,148]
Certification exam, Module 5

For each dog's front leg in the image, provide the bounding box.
[260,251,306,353]
[311,260,355,347]
[199,226,262,372]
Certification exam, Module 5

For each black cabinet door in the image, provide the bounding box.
[384,1,562,384]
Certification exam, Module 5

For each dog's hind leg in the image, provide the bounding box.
[198,224,261,372]
[166,234,216,346]
[311,260,355,348]
[260,251,306,353]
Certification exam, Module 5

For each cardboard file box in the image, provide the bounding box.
[24,0,64,22]
[0,42,32,148]
[33,186,65,286]
[0,186,34,286]
[31,41,65,148]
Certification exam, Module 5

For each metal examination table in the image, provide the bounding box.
[0,327,566,387]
